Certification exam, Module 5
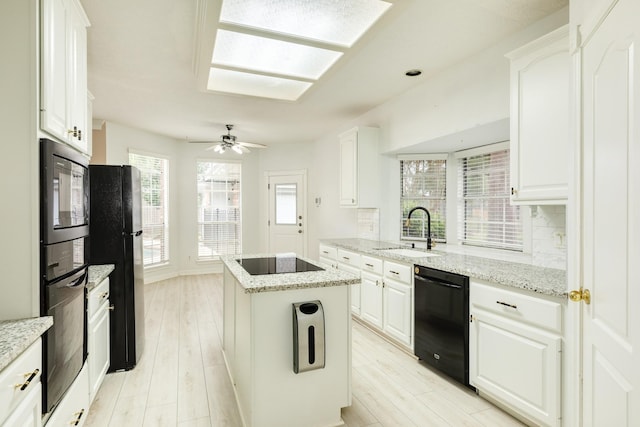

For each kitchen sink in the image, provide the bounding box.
[380,248,440,258]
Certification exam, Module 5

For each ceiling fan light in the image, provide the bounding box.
[232,145,243,154]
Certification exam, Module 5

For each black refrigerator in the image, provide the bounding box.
[89,165,145,371]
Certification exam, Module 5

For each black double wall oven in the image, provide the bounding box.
[40,138,90,415]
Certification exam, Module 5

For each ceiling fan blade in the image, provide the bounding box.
[205,143,223,152]
[237,141,267,148]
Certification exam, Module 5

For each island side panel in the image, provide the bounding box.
[250,285,352,427]
[222,267,236,379]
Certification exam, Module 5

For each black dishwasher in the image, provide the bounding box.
[414,265,472,388]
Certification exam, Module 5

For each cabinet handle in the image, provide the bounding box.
[364,263,374,268]
[77,129,82,141]
[70,409,85,426]
[107,305,115,311]
[390,270,400,275]
[15,368,39,391]
[100,291,109,299]
[496,300,517,309]
[511,187,517,196]
[322,251,329,254]
[342,256,350,261]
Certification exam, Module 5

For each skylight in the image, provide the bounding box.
[207,0,392,100]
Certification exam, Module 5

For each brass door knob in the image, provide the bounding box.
[569,288,591,305]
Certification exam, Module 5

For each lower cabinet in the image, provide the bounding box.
[360,271,383,328]
[0,339,42,427]
[381,261,412,347]
[87,277,110,403]
[469,280,562,427]
[337,249,361,316]
[45,363,89,427]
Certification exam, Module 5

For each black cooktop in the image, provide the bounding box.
[237,257,324,275]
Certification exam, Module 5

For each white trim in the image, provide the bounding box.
[128,147,171,161]
[397,153,448,161]
[453,141,509,159]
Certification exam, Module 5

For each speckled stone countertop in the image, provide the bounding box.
[87,264,115,291]
[321,238,567,299]
[222,254,360,294]
[0,317,52,372]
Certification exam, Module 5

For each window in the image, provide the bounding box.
[129,152,169,266]
[400,156,447,241]
[456,143,522,250]
[197,161,241,259]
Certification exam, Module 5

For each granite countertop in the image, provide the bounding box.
[0,317,53,372]
[222,254,360,294]
[321,238,567,298]
[87,264,115,291]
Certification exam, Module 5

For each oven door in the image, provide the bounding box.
[44,237,89,282]
[42,267,87,414]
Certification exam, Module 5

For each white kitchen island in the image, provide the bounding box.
[221,255,359,427]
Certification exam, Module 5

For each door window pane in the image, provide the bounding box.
[275,183,297,225]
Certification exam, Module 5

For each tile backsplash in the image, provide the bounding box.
[357,208,380,240]
[530,205,566,269]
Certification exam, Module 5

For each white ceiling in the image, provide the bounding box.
[80,0,568,147]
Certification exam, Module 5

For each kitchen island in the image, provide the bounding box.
[221,254,359,427]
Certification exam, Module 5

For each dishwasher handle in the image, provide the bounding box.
[415,275,462,290]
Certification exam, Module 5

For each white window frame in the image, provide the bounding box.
[398,154,448,243]
[128,150,170,267]
[196,159,242,260]
[454,141,523,251]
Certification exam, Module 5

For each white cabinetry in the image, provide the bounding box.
[45,364,89,427]
[382,261,412,347]
[87,278,110,403]
[507,25,570,204]
[318,244,338,270]
[469,280,562,427]
[360,256,383,328]
[337,249,361,315]
[0,340,42,427]
[41,0,90,154]
[339,127,379,207]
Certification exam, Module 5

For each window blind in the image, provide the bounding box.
[196,161,242,259]
[456,147,522,250]
[400,158,447,241]
[129,153,170,266]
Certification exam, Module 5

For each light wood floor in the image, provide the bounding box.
[85,274,526,427]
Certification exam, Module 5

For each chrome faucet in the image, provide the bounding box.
[405,206,432,250]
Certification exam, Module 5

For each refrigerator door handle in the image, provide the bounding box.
[131,230,143,237]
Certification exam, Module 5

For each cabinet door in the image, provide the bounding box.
[470,309,561,427]
[339,130,357,206]
[41,0,70,142]
[67,2,88,153]
[45,364,89,427]
[360,271,383,328]
[2,383,41,427]
[509,26,570,204]
[383,278,412,346]
[338,263,361,316]
[88,304,110,403]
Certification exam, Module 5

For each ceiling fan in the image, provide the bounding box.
[189,124,267,154]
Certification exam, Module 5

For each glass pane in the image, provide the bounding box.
[275,183,297,225]
[208,67,312,101]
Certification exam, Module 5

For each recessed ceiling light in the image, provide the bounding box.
[405,69,422,77]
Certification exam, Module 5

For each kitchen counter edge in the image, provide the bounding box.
[221,254,360,294]
[0,316,53,372]
[321,238,567,299]
[87,264,115,291]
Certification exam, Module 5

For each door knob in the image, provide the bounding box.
[298,230,303,234]
[569,288,591,305]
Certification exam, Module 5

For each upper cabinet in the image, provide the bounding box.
[41,0,90,154]
[339,126,379,207]
[507,25,570,205]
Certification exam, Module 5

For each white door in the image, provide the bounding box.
[267,172,306,256]
[580,0,640,424]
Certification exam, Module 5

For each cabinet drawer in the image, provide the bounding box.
[0,339,42,425]
[383,261,411,284]
[361,255,382,275]
[471,280,562,333]
[87,278,109,320]
[337,249,361,267]
[319,244,337,260]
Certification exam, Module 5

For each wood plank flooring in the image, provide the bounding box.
[85,274,526,427]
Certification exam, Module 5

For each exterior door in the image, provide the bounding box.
[580,0,640,424]
[267,172,306,256]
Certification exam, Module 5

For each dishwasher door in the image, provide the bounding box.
[414,267,470,387]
